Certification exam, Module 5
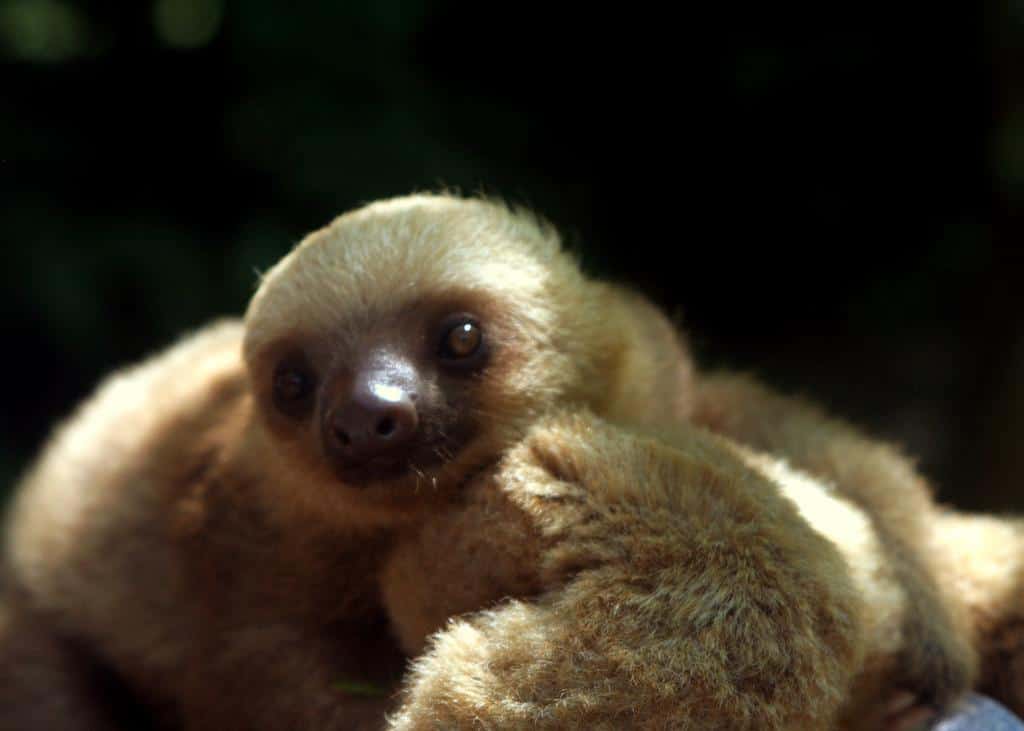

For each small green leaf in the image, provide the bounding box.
[335,679,389,698]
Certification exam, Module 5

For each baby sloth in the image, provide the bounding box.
[0,193,1002,730]
[0,195,696,730]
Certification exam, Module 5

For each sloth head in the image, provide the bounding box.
[243,194,689,510]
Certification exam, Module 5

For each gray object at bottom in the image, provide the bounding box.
[936,695,1024,731]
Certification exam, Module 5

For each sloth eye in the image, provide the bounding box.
[274,370,310,400]
[443,321,481,358]
[438,316,486,366]
[272,361,316,417]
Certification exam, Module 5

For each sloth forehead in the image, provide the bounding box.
[243,195,575,358]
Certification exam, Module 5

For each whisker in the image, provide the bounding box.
[410,463,426,493]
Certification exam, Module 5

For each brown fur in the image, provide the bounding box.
[0,192,1013,729]
[691,374,979,716]
[382,412,899,729]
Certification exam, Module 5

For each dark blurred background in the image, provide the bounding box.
[1,1,1022,510]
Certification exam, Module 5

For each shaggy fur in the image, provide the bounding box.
[0,193,1016,729]
[382,413,884,730]
[690,375,979,719]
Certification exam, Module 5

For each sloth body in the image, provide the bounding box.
[0,194,1017,729]
[383,412,909,730]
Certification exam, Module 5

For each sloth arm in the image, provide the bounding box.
[171,461,406,731]
[179,620,399,731]
[691,373,977,711]
[384,415,863,731]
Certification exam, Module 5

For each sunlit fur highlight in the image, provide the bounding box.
[932,512,1024,716]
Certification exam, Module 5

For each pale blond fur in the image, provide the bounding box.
[932,512,1024,714]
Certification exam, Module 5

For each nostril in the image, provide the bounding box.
[323,383,419,468]
[376,417,396,438]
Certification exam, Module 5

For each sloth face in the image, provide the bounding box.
[242,195,606,499]
[257,300,493,487]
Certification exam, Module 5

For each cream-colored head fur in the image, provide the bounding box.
[246,195,574,355]
[240,194,665,516]
[244,193,624,417]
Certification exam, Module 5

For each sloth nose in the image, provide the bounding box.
[324,378,419,469]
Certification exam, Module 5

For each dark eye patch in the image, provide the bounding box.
[272,353,317,419]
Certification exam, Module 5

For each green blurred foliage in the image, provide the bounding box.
[0,0,1021,509]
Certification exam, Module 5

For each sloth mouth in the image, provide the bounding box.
[333,458,417,485]
[331,434,472,489]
